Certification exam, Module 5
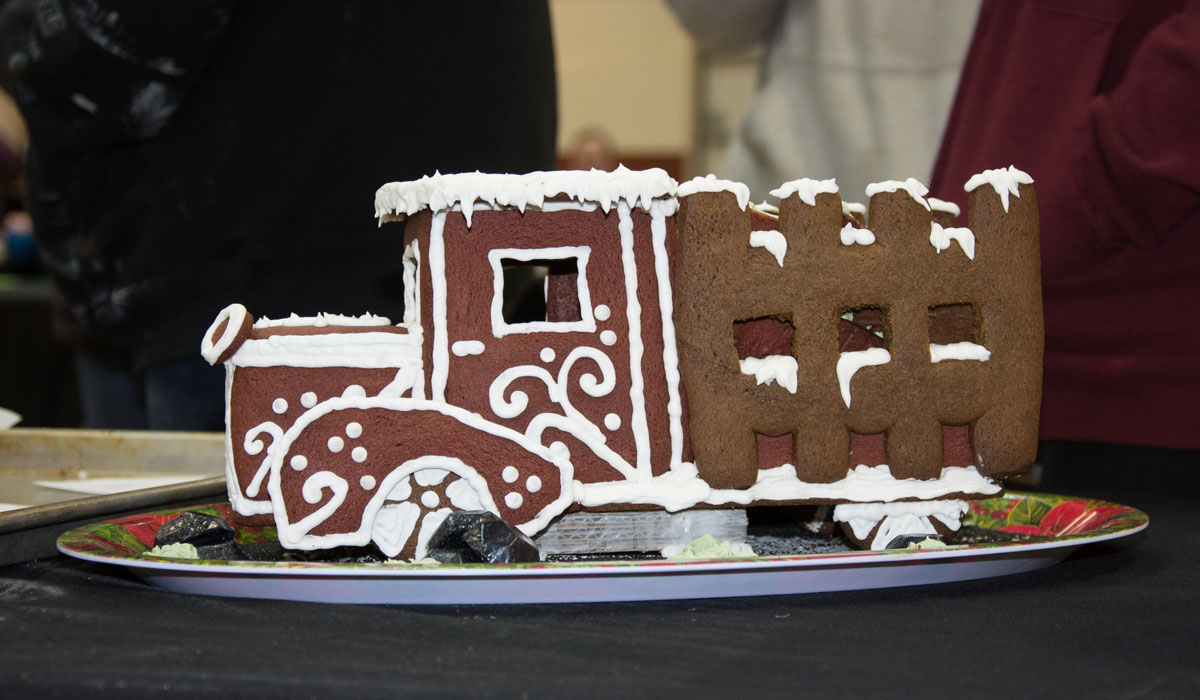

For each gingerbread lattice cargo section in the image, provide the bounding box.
[674,168,1042,499]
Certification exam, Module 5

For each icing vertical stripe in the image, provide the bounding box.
[650,200,685,469]
[618,201,652,478]
[428,212,450,402]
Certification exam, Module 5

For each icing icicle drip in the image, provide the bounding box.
[929,222,976,259]
[770,178,838,206]
[677,174,750,210]
[837,348,891,408]
[374,167,678,227]
[964,165,1033,212]
[930,342,991,363]
[253,312,391,328]
[739,355,798,393]
[865,177,932,210]
[840,223,876,246]
[927,197,961,218]
[750,229,787,265]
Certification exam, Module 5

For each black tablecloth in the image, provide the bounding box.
[2,485,1197,699]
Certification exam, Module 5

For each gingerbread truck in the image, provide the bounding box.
[203,167,1041,558]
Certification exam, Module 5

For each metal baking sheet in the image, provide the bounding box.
[0,428,226,565]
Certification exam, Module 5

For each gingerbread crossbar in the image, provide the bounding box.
[674,177,1042,493]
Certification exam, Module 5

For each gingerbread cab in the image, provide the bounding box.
[203,166,1042,556]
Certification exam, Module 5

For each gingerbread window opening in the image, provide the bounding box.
[941,424,975,468]
[755,431,794,472]
[733,315,795,360]
[488,246,596,337]
[734,315,798,393]
[928,303,978,345]
[928,303,990,363]
[837,305,889,352]
[849,431,887,468]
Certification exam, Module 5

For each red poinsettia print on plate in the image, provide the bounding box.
[999,500,1134,538]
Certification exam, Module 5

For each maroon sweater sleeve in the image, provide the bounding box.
[1073,3,1200,249]
[930,0,1200,449]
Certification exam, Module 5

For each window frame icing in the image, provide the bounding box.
[487,246,596,337]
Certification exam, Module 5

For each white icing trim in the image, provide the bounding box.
[253,312,391,328]
[749,229,787,265]
[227,331,422,369]
[401,238,421,326]
[576,462,1001,511]
[927,197,961,218]
[929,222,976,259]
[833,500,969,550]
[488,246,596,337]
[429,210,450,402]
[708,465,998,506]
[839,223,876,246]
[739,355,798,394]
[843,201,867,217]
[865,177,931,211]
[677,174,750,210]
[964,165,1033,213]
[451,340,485,356]
[770,178,838,206]
[573,462,713,512]
[930,342,991,363]
[372,502,421,556]
[751,200,779,215]
[617,200,653,477]
[837,348,891,408]
[202,303,248,364]
[375,166,678,226]
[650,198,686,470]
[539,200,600,213]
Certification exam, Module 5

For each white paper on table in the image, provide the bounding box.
[32,475,206,496]
[0,503,27,512]
[0,406,21,429]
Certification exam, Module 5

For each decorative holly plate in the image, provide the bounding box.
[56,491,1147,605]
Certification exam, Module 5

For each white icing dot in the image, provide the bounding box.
[594,304,611,321]
[351,446,368,463]
[346,422,363,438]
[360,475,376,490]
[604,413,621,431]
[540,347,556,363]
[505,492,523,509]
[342,384,366,398]
[328,436,344,453]
[526,475,542,493]
[290,455,308,471]
[421,491,440,509]
[271,398,288,414]
[600,330,617,346]
[502,466,520,483]
[550,441,570,460]
[301,392,318,408]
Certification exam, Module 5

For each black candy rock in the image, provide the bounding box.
[425,511,541,565]
[155,511,243,560]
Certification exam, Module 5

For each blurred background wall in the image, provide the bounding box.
[550,0,758,180]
